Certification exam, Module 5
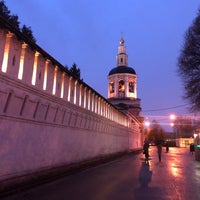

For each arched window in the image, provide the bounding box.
[119,80,125,93]
[129,81,134,93]
[109,82,114,93]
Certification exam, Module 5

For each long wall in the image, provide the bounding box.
[0,17,143,186]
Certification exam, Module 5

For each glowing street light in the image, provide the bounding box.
[170,122,174,127]
[144,121,150,127]
[170,114,176,121]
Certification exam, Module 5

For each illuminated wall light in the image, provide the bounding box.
[91,93,94,112]
[96,96,98,113]
[52,66,58,95]
[103,101,106,117]
[101,101,103,116]
[2,32,13,73]
[43,60,49,90]
[67,77,72,102]
[103,103,106,117]
[95,96,97,113]
[60,73,65,98]
[84,88,86,108]
[18,43,27,80]
[100,100,102,115]
[98,98,101,114]
[105,104,108,118]
[79,85,82,106]
[74,81,77,104]
[31,51,40,86]
[93,94,96,112]
[101,100,103,115]
[1,51,8,73]
[88,90,91,110]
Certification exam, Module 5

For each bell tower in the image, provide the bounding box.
[107,38,142,117]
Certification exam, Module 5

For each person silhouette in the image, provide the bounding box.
[157,143,162,162]
[143,141,149,164]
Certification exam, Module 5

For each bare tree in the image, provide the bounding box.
[145,120,165,144]
[178,9,200,112]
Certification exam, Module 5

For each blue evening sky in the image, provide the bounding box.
[5,0,200,129]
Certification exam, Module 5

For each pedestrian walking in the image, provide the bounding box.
[166,142,169,153]
[157,143,162,162]
[190,143,195,155]
[143,141,149,164]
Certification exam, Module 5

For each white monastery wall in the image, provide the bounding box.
[0,20,143,185]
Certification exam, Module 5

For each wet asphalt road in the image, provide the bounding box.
[1,146,200,200]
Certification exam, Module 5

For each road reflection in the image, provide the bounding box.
[170,162,180,177]
[167,148,183,178]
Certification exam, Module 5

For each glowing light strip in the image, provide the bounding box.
[67,77,71,102]
[52,66,58,95]
[43,60,49,90]
[79,85,82,106]
[32,52,39,85]
[60,73,65,98]
[18,43,27,80]
[2,32,13,73]
[74,81,77,104]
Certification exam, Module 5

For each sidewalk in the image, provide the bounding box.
[1,146,200,200]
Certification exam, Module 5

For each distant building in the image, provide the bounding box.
[175,138,194,148]
[107,38,142,121]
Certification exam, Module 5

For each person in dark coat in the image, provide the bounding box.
[143,141,149,164]
[166,142,169,153]
[190,143,195,155]
[157,143,162,162]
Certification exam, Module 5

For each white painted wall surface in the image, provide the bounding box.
[0,21,143,184]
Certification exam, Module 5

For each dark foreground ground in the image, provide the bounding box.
[1,146,200,200]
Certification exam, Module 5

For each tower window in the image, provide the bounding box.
[110,82,114,93]
[119,80,125,92]
[121,58,123,63]
[129,81,134,93]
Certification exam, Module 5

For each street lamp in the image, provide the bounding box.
[144,121,150,127]
[170,114,176,121]
[170,122,174,127]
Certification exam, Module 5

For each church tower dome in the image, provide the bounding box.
[107,38,142,117]
[108,38,137,99]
